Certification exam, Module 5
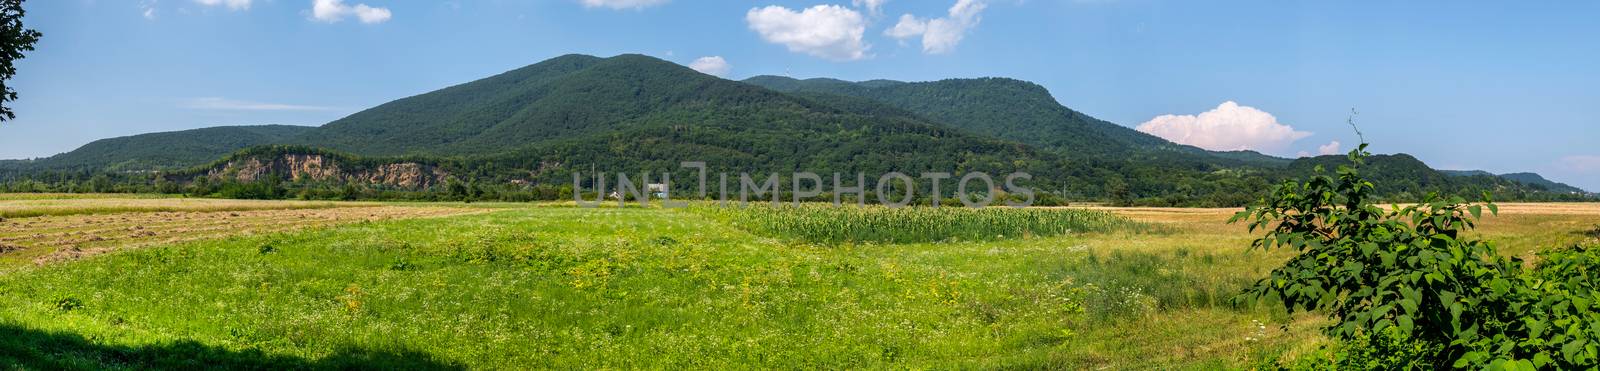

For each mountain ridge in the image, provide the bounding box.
[4,125,314,172]
[742,75,1292,168]
[1,54,1588,204]
[1498,172,1588,194]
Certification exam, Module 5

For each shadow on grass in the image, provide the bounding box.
[0,324,463,370]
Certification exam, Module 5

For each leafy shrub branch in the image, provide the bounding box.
[1235,143,1600,369]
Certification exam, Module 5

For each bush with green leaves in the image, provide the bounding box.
[1235,143,1600,369]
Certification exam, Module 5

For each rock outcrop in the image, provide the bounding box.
[196,154,448,189]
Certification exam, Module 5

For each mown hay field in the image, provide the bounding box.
[0,197,504,273]
[0,197,371,219]
[0,196,1594,369]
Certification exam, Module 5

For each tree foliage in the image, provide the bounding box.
[1237,143,1600,369]
[0,0,40,122]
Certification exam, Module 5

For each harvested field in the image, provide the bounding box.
[1489,202,1600,216]
[0,197,378,219]
[0,193,179,201]
[0,205,487,271]
[1088,202,1600,257]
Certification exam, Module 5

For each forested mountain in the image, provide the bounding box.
[1440,169,1495,177]
[292,54,606,156]
[742,76,1288,167]
[1285,154,1591,199]
[298,54,1016,159]
[284,53,1067,180]
[1440,170,1588,194]
[7,125,314,171]
[0,54,1588,204]
[1498,173,1588,194]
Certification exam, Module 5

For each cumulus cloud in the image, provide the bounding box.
[181,97,334,111]
[580,0,668,10]
[310,0,392,24]
[1136,101,1312,155]
[194,0,252,11]
[1300,140,1342,157]
[885,0,987,54]
[688,56,732,77]
[1318,140,1342,155]
[853,0,889,15]
[746,5,870,61]
[884,14,925,39]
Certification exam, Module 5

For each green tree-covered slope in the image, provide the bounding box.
[742,75,1289,167]
[0,54,1587,204]
[287,54,1065,178]
[11,125,313,171]
[1284,154,1584,199]
[1498,172,1588,194]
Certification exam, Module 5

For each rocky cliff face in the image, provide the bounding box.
[198,154,448,189]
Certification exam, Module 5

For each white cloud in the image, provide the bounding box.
[1136,101,1312,155]
[853,0,889,15]
[181,97,334,111]
[1318,140,1342,155]
[580,0,668,10]
[310,0,392,24]
[884,14,925,39]
[746,5,870,61]
[194,0,252,11]
[1299,141,1341,157]
[141,0,159,19]
[688,56,731,77]
[885,0,987,54]
[1559,155,1600,173]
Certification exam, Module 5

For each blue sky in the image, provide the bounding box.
[4,0,1598,190]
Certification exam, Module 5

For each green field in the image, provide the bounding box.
[1,197,1595,369]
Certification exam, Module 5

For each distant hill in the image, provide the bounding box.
[1286,154,1583,199]
[1440,169,1495,177]
[287,54,1062,179]
[1209,150,1293,167]
[1499,172,1588,194]
[13,125,314,171]
[1290,154,1455,194]
[293,54,606,156]
[742,76,1289,167]
[1440,170,1588,194]
[743,76,1164,154]
[1,54,1588,205]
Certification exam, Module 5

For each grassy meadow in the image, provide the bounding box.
[0,196,1595,369]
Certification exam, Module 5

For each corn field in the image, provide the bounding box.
[692,204,1150,244]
